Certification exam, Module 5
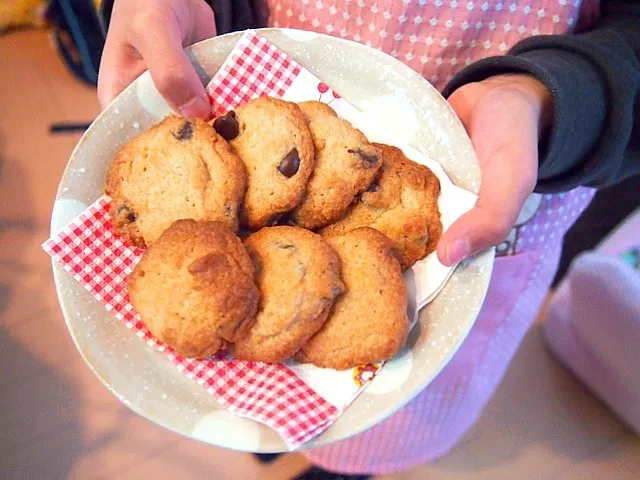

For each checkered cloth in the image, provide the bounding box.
[208,32,302,115]
[43,31,350,450]
[44,196,340,449]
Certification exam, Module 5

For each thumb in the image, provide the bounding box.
[132,14,212,119]
[438,88,540,266]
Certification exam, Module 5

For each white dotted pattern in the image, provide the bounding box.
[268,0,593,90]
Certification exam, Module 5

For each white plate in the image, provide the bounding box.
[50,28,494,452]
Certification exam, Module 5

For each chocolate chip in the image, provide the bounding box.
[213,111,239,141]
[348,148,379,167]
[278,149,300,178]
[173,121,193,141]
[117,205,136,223]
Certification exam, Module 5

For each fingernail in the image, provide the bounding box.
[446,238,471,265]
[178,95,211,119]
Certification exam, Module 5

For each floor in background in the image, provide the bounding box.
[1,30,638,480]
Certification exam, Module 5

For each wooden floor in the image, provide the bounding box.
[1,30,638,480]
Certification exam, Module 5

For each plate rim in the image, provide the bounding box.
[50,27,494,453]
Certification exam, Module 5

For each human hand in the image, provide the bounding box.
[97,0,216,119]
[438,74,553,266]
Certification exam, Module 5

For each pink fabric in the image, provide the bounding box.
[256,0,599,90]
[544,209,640,434]
[544,254,640,434]
[256,0,601,473]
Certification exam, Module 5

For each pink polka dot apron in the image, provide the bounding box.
[255,0,599,473]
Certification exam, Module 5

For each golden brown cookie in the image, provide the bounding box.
[290,101,382,229]
[213,97,315,230]
[296,227,409,370]
[231,226,344,363]
[321,143,442,270]
[106,115,246,247]
[127,220,259,359]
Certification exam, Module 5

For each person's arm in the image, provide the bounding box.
[443,0,640,192]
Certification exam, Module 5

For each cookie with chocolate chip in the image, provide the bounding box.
[321,143,442,270]
[128,220,259,359]
[231,226,344,363]
[213,97,315,230]
[290,101,382,229]
[295,227,409,370]
[106,115,246,247]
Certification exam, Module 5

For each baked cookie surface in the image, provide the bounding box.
[214,97,315,230]
[291,101,382,229]
[296,227,409,370]
[127,220,259,359]
[321,143,442,270]
[106,115,246,247]
[232,226,344,363]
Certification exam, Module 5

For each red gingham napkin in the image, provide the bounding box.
[45,30,405,450]
[208,32,303,115]
[44,196,340,449]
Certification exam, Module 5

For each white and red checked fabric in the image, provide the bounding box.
[43,33,360,448]
[208,32,302,115]
[43,195,340,449]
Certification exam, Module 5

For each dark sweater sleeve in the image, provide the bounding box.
[442,0,640,193]
[208,0,258,34]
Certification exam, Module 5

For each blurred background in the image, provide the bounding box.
[0,1,638,479]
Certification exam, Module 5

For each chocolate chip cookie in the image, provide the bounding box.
[231,226,344,363]
[290,101,382,229]
[106,115,247,247]
[213,97,315,230]
[321,143,442,270]
[127,220,259,359]
[295,227,409,370]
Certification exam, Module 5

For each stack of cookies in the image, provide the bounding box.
[106,96,441,370]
